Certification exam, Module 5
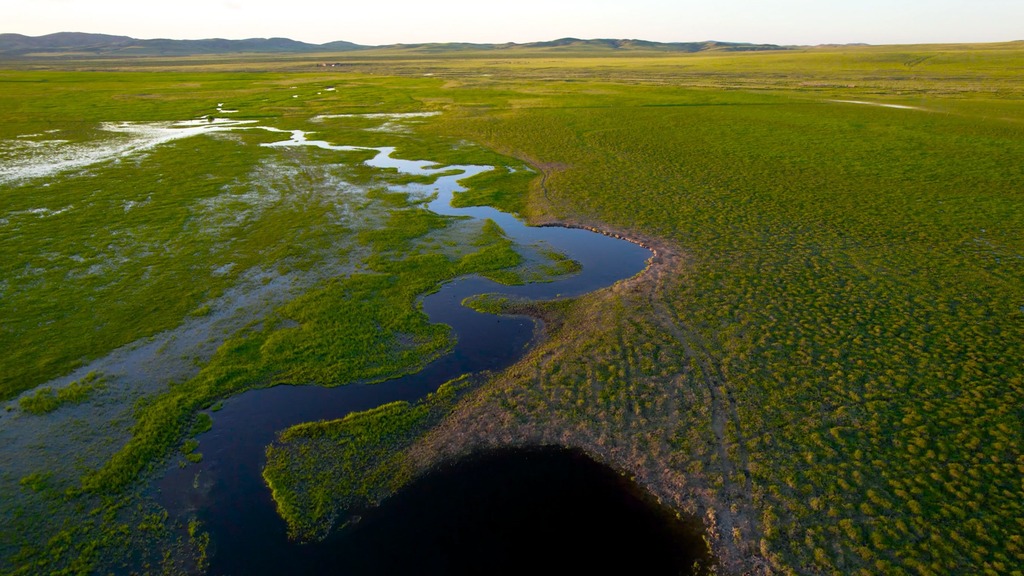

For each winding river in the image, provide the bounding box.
[154,144,662,573]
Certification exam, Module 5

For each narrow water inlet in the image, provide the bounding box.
[154,140,656,573]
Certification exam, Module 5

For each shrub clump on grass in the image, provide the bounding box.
[19,372,105,415]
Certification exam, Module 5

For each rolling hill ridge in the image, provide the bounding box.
[0,32,790,56]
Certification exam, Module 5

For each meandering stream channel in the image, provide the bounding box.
[152,142,708,574]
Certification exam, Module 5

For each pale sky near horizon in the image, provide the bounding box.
[4,0,1022,46]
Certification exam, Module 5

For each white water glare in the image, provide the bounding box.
[0,118,257,185]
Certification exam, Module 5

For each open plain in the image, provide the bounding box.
[1,41,1022,575]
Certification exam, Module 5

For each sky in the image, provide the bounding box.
[4,0,1023,46]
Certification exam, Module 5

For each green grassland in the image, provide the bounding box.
[0,67,562,574]
[424,47,1024,575]
[1,43,1023,575]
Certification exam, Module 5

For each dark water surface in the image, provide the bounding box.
[153,147,707,574]
[218,447,712,575]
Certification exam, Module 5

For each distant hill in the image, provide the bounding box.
[0,32,134,54]
[381,37,790,54]
[516,37,787,52]
[0,32,361,56]
[0,32,789,57]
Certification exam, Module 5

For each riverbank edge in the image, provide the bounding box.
[386,158,768,575]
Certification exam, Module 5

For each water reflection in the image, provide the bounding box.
[217,448,713,576]
[156,141,659,574]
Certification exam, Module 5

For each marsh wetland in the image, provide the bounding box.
[1,42,1023,575]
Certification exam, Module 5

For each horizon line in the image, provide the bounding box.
[4,31,1024,49]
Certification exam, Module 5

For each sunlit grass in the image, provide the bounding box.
[1,42,1023,575]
